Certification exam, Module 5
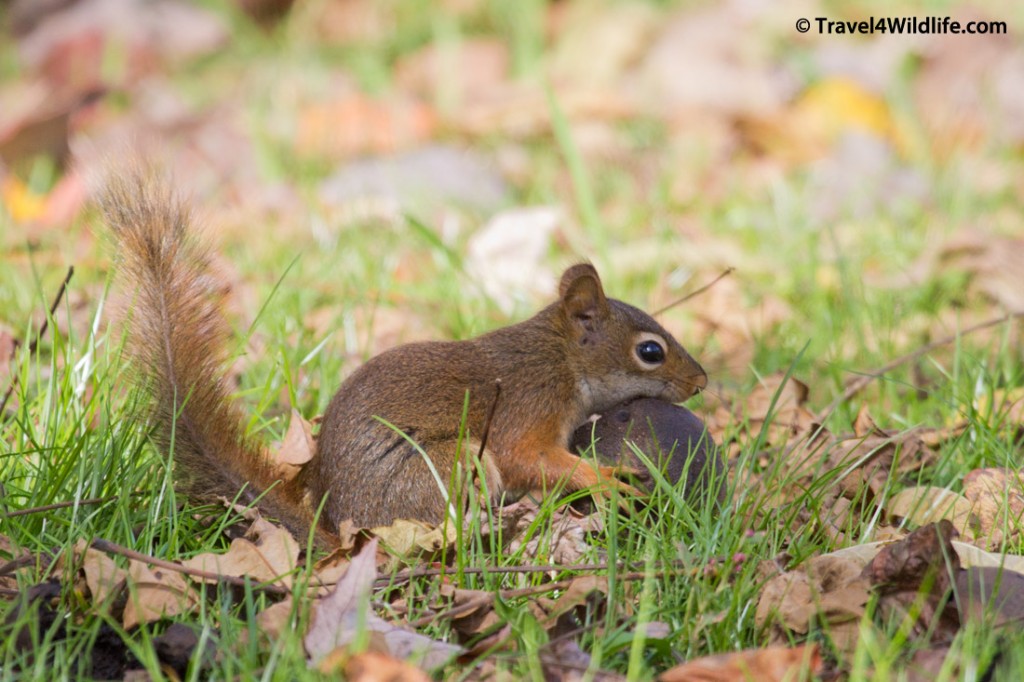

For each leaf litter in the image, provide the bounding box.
[3,0,1024,679]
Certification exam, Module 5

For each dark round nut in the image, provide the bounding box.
[570,398,727,508]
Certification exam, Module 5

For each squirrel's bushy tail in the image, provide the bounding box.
[103,170,317,542]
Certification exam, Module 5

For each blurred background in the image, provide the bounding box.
[0,0,1021,417]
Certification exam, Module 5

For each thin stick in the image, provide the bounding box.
[0,554,40,578]
[815,311,1024,424]
[5,495,124,518]
[0,266,75,414]
[89,538,292,596]
[405,566,699,629]
[383,560,644,586]
[652,267,733,316]
[476,380,502,461]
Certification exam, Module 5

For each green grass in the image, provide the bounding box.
[2,0,1024,679]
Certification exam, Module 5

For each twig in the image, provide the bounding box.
[0,266,75,414]
[383,560,640,586]
[89,538,292,596]
[4,495,126,518]
[815,311,1024,424]
[652,267,734,316]
[0,554,39,578]
[476,380,502,461]
[407,577,578,628]
[405,566,699,629]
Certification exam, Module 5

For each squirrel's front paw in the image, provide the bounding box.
[593,466,645,500]
[596,464,644,484]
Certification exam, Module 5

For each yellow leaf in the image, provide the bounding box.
[1,177,47,222]
[791,77,893,142]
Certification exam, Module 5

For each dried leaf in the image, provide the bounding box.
[885,486,978,540]
[310,550,352,596]
[0,84,103,177]
[638,4,788,119]
[296,95,436,161]
[864,521,960,588]
[904,647,956,682]
[548,2,658,92]
[659,644,822,682]
[914,27,1024,150]
[19,0,228,86]
[78,541,127,605]
[862,521,961,643]
[272,409,316,474]
[369,519,457,560]
[747,78,895,164]
[541,638,626,682]
[1,176,48,222]
[756,554,869,653]
[913,230,1024,312]
[545,575,608,625]
[305,539,461,670]
[122,560,199,629]
[318,144,509,219]
[396,38,509,107]
[341,651,432,682]
[256,598,294,640]
[507,502,604,565]
[962,467,1024,547]
[465,206,560,314]
[181,516,299,588]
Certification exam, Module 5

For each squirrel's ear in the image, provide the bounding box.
[559,264,609,322]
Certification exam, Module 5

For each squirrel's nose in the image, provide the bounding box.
[691,369,708,393]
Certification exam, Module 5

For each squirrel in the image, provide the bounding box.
[102,170,708,544]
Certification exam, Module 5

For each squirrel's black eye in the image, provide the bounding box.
[636,340,665,365]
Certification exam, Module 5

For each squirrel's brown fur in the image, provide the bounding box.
[102,172,327,544]
[106,171,707,543]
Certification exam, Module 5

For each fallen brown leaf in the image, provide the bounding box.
[862,521,961,643]
[904,646,956,682]
[659,644,823,682]
[255,598,294,640]
[78,540,127,606]
[910,230,1024,312]
[637,4,788,120]
[395,38,509,110]
[305,538,461,671]
[0,83,103,174]
[295,95,436,161]
[756,554,870,653]
[544,575,609,627]
[541,638,626,682]
[272,409,316,475]
[465,206,559,314]
[122,559,199,629]
[182,516,300,589]
[341,650,432,682]
[18,0,228,88]
[507,499,604,565]
[962,467,1024,547]
[885,486,978,541]
[369,518,457,561]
